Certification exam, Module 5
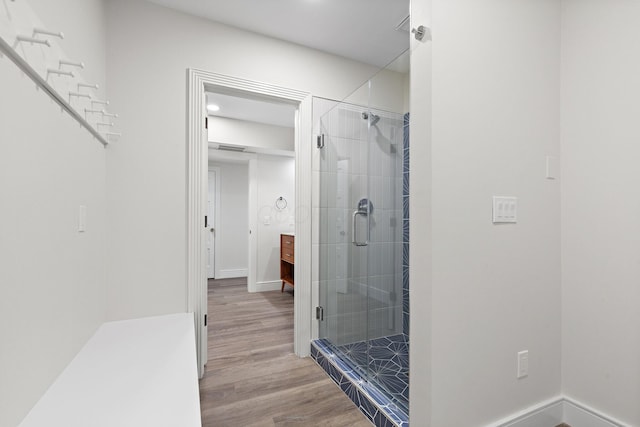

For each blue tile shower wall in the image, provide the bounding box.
[403,112,410,337]
[311,340,409,427]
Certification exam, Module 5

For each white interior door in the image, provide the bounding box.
[207,169,217,279]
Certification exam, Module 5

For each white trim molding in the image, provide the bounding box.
[208,166,221,280]
[254,280,284,293]
[485,396,630,427]
[486,397,564,427]
[563,397,630,427]
[294,95,313,357]
[187,69,313,377]
[247,157,258,294]
[217,269,248,279]
[187,69,208,378]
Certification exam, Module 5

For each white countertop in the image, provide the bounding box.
[19,313,202,427]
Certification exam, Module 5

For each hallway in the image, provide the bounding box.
[199,278,370,426]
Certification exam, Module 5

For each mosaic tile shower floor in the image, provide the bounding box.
[311,339,409,427]
[337,334,409,412]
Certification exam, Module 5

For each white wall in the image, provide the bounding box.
[208,117,294,154]
[0,1,107,426]
[561,2,640,425]
[408,0,433,423]
[209,162,249,278]
[104,0,404,320]
[255,155,295,285]
[427,1,562,425]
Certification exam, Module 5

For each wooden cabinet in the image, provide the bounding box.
[280,234,295,292]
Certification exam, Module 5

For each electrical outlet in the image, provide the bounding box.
[517,350,529,379]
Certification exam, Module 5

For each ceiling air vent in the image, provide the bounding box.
[395,15,411,33]
[217,144,246,152]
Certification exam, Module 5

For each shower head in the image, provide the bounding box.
[362,112,380,126]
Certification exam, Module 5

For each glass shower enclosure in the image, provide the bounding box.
[317,50,410,414]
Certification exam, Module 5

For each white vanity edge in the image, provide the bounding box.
[19,313,202,427]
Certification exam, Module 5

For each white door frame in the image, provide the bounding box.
[187,69,313,377]
[207,167,221,279]
[247,156,258,293]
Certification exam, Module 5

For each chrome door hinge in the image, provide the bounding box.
[316,306,324,321]
[317,134,325,149]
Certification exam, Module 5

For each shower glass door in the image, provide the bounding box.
[318,51,408,410]
[318,99,371,377]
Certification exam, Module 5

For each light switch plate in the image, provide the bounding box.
[493,196,517,223]
[517,350,529,379]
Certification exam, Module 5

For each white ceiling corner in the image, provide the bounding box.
[144,0,410,68]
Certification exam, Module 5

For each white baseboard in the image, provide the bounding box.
[216,269,247,279]
[486,396,629,427]
[253,280,282,292]
[563,397,629,427]
[486,397,563,427]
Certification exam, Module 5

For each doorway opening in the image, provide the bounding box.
[206,90,297,294]
[186,69,313,377]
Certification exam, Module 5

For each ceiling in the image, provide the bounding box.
[206,92,296,128]
[145,0,410,68]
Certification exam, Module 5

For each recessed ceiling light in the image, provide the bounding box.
[207,104,220,112]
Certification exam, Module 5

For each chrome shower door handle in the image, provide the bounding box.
[352,210,368,247]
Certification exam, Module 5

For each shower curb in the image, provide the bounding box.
[311,339,409,427]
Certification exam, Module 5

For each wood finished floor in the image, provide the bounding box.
[199,277,371,426]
